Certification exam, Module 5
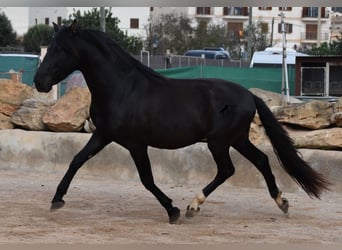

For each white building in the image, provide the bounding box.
[2,6,341,50]
[1,7,150,39]
[152,7,339,51]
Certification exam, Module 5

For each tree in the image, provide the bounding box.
[243,21,268,58]
[66,8,143,54]
[0,11,17,47]
[23,24,53,53]
[149,13,193,55]
[308,32,342,55]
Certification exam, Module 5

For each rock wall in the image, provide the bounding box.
[0,129,341,192]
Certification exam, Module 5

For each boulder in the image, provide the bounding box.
[0,79,34,116]
[334,96,342,112]
[42,87,91,132]
[273,100,334,129]
[0,113,14,130]
[11,98,56,131]
[290,127,342,150]
[84,118,96,133]
[250,88,302,108]
[332,97,342,127]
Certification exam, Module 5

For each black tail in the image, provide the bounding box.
[253,95,330,198]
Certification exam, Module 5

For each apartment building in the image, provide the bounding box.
[2,7,150,39]
[151,7,340,51]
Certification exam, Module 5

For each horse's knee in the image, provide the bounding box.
[220,166,235,181]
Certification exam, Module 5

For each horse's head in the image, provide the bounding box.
[34,20,80,92]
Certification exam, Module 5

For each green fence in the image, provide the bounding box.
[0,54,40,86]
[156,66,296,95]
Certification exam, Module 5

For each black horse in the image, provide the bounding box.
[34,21,330,224]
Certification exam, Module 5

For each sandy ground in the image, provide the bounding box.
[0,169,341,245]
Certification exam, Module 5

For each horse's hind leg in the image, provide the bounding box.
[128,144,180,224]
[186,141,234,217]
[233,139,289,214]
[50,131,111,210]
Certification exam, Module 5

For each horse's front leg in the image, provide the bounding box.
[50,131,110,210]
[128,144,180,224]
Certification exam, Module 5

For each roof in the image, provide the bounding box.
[250,47,308,67]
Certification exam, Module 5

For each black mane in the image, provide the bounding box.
[80,29,166,81]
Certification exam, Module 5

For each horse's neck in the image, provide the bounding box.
[80,57,140,98]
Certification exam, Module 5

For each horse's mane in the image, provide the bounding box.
[80,29,166,82]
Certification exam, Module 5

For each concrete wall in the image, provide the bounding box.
[0,129,341,193]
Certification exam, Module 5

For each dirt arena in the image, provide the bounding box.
[0,169,341,245]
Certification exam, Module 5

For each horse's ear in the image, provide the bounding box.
[53,22,59,32]
[70,20,78,33]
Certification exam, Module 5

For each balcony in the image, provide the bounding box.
[222,7,249,20]
[301,32,330,42]
[302,7,329,21]
[195,7,213,18]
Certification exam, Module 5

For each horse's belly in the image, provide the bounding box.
[148,131,202,149]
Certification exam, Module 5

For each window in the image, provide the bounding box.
[278,23,293,33]
[196,7,211,15]
[57,16,62,25]
[45,17,49,25]
[260,22,269,33]
[223,7,248,16]
[130,18,139,29]
[279,7,292,11]
[302,7,326,18]
[228,22,243,38]
[306,24,317,39]
[258,7,272,11]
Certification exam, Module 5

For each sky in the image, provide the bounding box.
[0,7,105,36]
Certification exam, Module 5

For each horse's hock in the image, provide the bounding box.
[0,129,341,193]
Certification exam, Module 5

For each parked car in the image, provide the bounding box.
[184,48,230,60]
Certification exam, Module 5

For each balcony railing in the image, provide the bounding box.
[301,32,330,41]
[223,7,248,16]
[302,7,329,19]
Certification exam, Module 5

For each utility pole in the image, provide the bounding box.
[317,7,322,46]
[270,17,274,46]
[100,7,106,32]
[247,7,253,62]
[279,12,290,105]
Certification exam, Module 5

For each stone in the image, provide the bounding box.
[0,79,34,116]
[84,118,96,133]
[250,88,302,108]
[0,113,14,130]
[11,98,56,131]
[331,112,342,127]
[273,100,334,129]
[334,97,342,112]
[42,87,91,132]
[289,127,342,150]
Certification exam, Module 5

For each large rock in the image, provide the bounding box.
[273,100,334,129]
[334,96,342,112]
[332,97,342,127]
[250,88,302,108]
[0,113,14,130]
[11,98,56,131]
[42,87,91,132]
[290,127,342,150]
[0,79,34,116]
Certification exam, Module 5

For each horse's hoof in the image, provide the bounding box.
[50,200,65,211]
[278,198,289,214]
[185,205,200,218]
[168,207,181,224]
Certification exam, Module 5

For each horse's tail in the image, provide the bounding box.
[253,94,330,198]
